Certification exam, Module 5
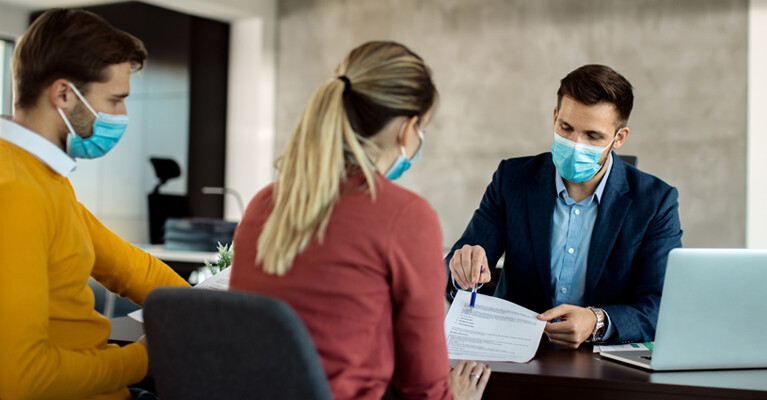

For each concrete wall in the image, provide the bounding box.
[275,0,748,249]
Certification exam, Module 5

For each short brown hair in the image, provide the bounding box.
[12,8,147,110]
[557,64,634,128]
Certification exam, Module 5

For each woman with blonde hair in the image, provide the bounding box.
[230,41,490,400]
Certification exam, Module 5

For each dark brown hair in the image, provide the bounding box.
[12,8,147,109]
[557,64,634,128]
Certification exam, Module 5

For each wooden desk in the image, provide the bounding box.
[110,316,766,399]
[479,339,767,399]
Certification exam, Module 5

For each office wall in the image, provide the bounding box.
[748,0,767,249]
[0,3,28,116]
[0,3,27,38]
[64,4,192,244]
[225,0,277,221]
[275,0,748,249]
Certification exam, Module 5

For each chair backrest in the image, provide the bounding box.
[148,157,190,244]
[618,154,638,167]
[143,288,333,400]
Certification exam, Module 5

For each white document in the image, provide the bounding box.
[194,266,231,290]
[127,309,144,323]
[594,342,653,353]
[127,267,232,323]
[444,291,546,363]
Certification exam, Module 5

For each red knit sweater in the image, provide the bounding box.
[230,173,452,400]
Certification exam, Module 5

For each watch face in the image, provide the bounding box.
[595,326,607,340]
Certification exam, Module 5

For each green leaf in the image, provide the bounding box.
[216,242,233,270]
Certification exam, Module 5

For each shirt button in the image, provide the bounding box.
[568,248,574,254]
[561,287,567,294]
[574,209,580,215]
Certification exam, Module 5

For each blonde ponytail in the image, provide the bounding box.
[257,41,436,275]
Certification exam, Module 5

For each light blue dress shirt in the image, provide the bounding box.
[551,155,616,340]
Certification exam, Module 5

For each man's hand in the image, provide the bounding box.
[449,245,492,290]
[537,304,597,349]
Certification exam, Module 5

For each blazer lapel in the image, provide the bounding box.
[527,156,557,304]
[586,154,632,299]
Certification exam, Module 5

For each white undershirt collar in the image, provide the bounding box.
[0,116,76,177]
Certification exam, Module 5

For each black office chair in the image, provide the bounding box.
[618,154,638,167]
[148,157,190,244]
[143,288,333,400]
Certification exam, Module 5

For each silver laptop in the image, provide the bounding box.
[600,248,767,371]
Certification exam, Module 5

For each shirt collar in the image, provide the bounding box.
[0,116,76,177]
[555,153,614,205]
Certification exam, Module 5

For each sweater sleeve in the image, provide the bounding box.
[388,197,453,400]
[82,204,190,306]
[0,183,149,400]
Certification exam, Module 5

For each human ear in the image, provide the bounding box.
[612,127,630,150]
[399,115,420,147]
[48,79,75,110]
[553,106,559,128]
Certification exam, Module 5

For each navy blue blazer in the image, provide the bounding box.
[446,152,683,343]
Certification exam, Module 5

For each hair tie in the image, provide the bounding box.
[338,75,351,95]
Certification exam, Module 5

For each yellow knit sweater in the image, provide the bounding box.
[0,137,189,400]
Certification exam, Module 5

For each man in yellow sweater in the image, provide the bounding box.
[0,9,190,400]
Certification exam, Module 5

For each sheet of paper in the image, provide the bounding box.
[444,291,546,362]
[594,341,654,353]
[194,266,231,290]
[126,267,232,323]
[127,309,143,323]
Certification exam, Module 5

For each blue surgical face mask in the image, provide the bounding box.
[384,127,424,180]
[551,131,618,183]
[57,83,128,159]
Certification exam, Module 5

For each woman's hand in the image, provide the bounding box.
[448,360,491,400]
[136,335,148,350]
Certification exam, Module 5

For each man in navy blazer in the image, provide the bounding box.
[446,65,682,348]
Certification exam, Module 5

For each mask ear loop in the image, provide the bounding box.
[56,108,77,135]
[598,128,622,168]
[607,128,621,148]
[603,128,621,156]
[56,107,80,157]
[67,83,99,117]
[413,129,425,154]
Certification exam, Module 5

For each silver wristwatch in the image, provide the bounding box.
[587,306,606,342]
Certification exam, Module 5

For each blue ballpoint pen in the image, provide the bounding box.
[470,265,483,307]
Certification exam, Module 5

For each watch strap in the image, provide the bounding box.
[587,306,606,342]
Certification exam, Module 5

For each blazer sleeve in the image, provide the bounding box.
[602,186,683,343]
[444,161,508,297]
